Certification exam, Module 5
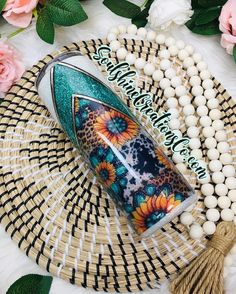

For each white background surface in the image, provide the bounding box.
[0,0,236,293]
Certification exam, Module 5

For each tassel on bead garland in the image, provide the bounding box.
[170,222,236,294]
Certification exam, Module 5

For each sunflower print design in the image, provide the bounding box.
[94,110,138,147]
[132,192,183,234]
[155,147,173,170]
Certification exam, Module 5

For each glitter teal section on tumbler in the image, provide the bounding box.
[52,63,137,130]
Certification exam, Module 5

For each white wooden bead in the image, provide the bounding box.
[207,98,219,109]
[183,104,195,116]
[109,27,119,35]
[190,76,201,86]
[221,209,234,221]
[168,108,179,118]
[171,76,182,88]
[203,221,216,235]
[209,160,222,172]
[116,47,127,60]
[202,79,214,89]
[187,126,199,138]
[134,58,146,70]
[118,25,127,34]
[205,137,217,149]
[166,97,178,108]
[160,59,171,70]
[176,40,185,49]
[169,118,181,130]
[222,165,235,177]
[191,149,202,159]
[185,115,198,127]
[173,130,182,137]
[194,95,206,106]
[159,78,171,89]
[178,49,189,61]
[215,183,228,196]
[212,171,225,184]
[156,33,166,44]
[206,208,220,222]
[127,24,137,35]
[189,138,201,149]
[164,87,175,98]
[125,53,136,65]
[218,196,231,208]
[187,66,198,77]
[220,153,233,165]
[200,70,211,80]
[201,183,214,196]
[193,53,202,63]
[189,224,203,240]
[146,30,156,41]
[229,190,236,202]
[168,45,178,56]
[204,196,217,208]
[231,202,236,214]
[212,119,224,131]
[152,70,164,82]
[200,116,212,127]
[110,40,121,52]
[137,27,147,38]
[202,126,215,138]
[192,85,203,96]
[180,212,194,226]
[179,95,191,106]
[209,109,222,120]
[197,61,207,71]
[207,148,219,160]
[185,45,194,55]
[144,63,155,76]
[176,162,187,173]
[217,142,230,154]
[204,89,216,99]
[225,177,236,189]
[215,130,227,142]
[172,153,184,163]
[165,68,176,79]
[165,36,175,47]
[183,57,194,69]
[175,85,187,97]
[159,49,170,59]
[107,32,117,42]
[198,173,211,184]
[197,105,208,116]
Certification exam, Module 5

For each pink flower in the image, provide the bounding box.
[219,0,236,55]
[0,39,25,96]
[3,0,38,28]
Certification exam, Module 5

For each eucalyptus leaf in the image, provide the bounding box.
[7,274,53,294]
[195,7,221,25]
[47,0,88,26]
[103,0,140,19]
[233,46,236,63]
[198,0,227,8]
[36,9,55,44]
[0,0,7,13]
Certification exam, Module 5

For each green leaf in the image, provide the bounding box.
[36,9,55,44]
[186,9,201,30]
[132,6,149,27]
[0,0,7,13]
[198,0,227,8]
[191,19,221,35]
[233,46,236,63]
[191,0,202,8]
[195,7,221,25]
[103,0,140,19]
[7,274,53,294]
[47,0,88,26]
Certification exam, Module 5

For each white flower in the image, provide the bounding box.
[148,0,193,31]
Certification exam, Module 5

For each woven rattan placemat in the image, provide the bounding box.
[0,38,235,292]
